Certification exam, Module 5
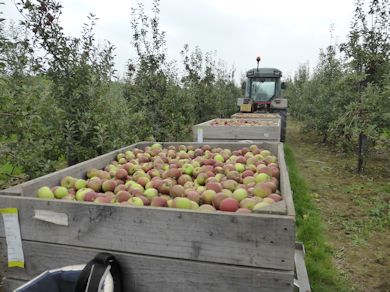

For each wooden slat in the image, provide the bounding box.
[193,119,281,141]
[1,239,294,292]
[279,144,295,217]
[0,195,295,270]
[295,243,311,292]
[231,113,281,119]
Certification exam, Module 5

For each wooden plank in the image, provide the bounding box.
[295,243,311,292]
[231,113,280,119]
[279,144,295,217]
[193,121,281,141]
[202,138,280,142]
[0,195,295,271]
[1,239,294,292]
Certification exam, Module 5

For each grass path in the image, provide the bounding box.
[286,119,390,291]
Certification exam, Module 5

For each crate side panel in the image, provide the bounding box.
[1,239,294,292]
[0,196,295,270]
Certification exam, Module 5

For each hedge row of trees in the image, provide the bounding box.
[286,0,390,172]
[0,0,240,187]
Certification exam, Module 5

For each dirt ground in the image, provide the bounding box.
[287,119,390,292]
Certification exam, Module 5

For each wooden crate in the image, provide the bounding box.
[193,119,281,142]
[0,142,295,292]
[231,113,281,119]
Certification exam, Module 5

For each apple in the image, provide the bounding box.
[150,197,168,207]
[116,191,131,203]
[232,188,248,202]
[205,182,222,193]
[212,193,229,209]
[76,188,93,201]
[74,179,87,190]
[37,186,55,199]
[253,201,271,210]
[102,180,117,192]
[252,184,272,198]
[268,193,282,202]
[239,198,257,210]
[201,190,216,204]
[222,180,238,192]
[255,173,270,183]
[235,163,245,173]
[144,188,158,200]
[263,197,275,204]
[172,197,192,209]
[236,208,251,213]
[182,163,194,175]
[61,176,75,189]
[87,177,102,192]
[185,189,201,203]
[128,197,144,206]
[260,150,271,157]
[214,153,224,163]
[84,191,98,202]
[190,201,199,210]
[219,198,239,212]
[86,168,99,179]
[53,186,68,199]
[95,195,113,204]
[198,204,216,212]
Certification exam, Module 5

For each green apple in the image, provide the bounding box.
[253,201,271,210]
[240,198,257,210]
[74,179,87,190]
[182,163,194,175]
[232,188,248,202]
[76,188,92,201]
[235,163,245,173]
[151,143,162,150]
[260,150,271,157]
[125,150,135,160]
[214,153,224,163]
[37,186,54,199]
[54,186,69,199]
[128,197,144,206]
[61,176,75,189]
[255,173,271,183]
[172,197,192,209]
[190,201,199,210]
[144,188,158,200]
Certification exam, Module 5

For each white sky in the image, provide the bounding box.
[2,0,355,82]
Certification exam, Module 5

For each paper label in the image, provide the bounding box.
[0,208,25,268]
[33,209,69,226]
[197,128,204,143]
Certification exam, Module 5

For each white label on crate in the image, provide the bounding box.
[264,133,269,138]
[34,209,69,226]
[197,128,204,143]
[0,208,25,268]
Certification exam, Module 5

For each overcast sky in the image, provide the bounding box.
[3,0,356,82]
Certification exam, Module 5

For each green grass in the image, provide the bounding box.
[284,144,348,292]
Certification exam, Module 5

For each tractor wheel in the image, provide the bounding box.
[279,110,287,142]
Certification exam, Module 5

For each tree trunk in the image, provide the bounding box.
[357,132,367,173]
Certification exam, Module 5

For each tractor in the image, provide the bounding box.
[237,56,288,142]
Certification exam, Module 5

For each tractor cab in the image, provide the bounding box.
[238,57,287,113]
